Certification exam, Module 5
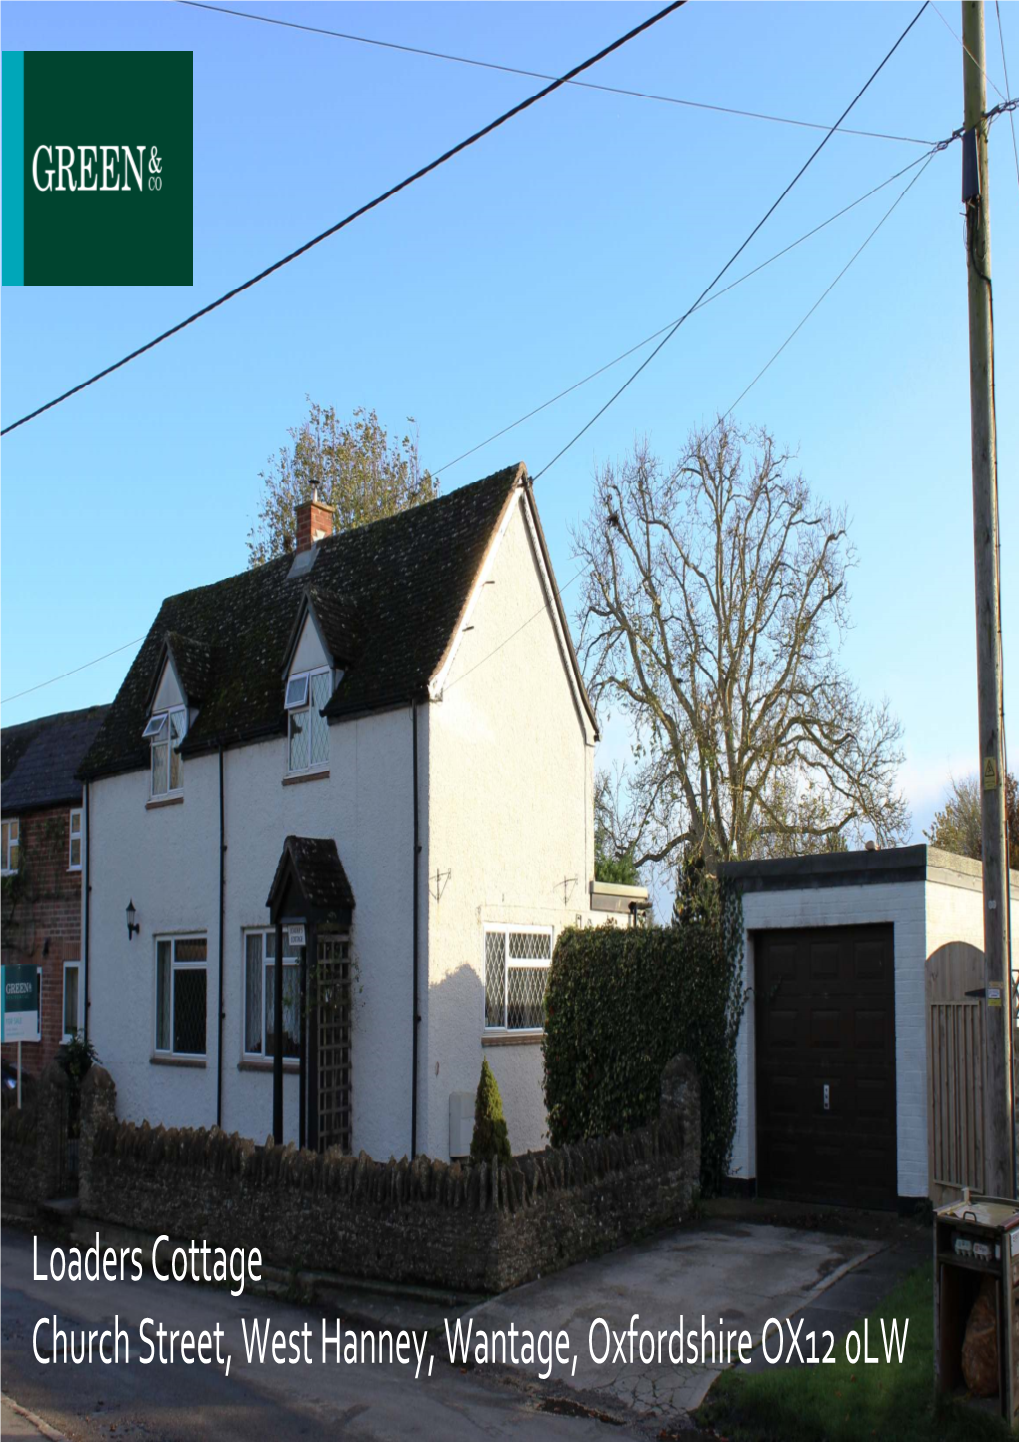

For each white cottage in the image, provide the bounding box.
[79,465,639,1161]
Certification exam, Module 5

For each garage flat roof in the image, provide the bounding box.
[719,844,1020,897]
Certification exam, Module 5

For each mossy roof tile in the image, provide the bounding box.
[79,465,522,780]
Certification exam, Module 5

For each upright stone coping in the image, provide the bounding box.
[76,1057,701,1294]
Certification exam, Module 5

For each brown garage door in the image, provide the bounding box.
[755,925,897,1209]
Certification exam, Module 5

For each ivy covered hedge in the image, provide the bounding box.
[543,891,745,1194]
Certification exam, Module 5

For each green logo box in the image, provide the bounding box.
[3,50,193,286]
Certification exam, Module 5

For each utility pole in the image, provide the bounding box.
[960,0,1015,1199]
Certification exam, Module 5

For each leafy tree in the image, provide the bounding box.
[594,772,642,884]
[247,400,437,566]
[925,771,1019,869]
[574,423,908,868]
[470,1058,512,1165]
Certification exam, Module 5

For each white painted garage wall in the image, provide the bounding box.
[731,881,927,1199]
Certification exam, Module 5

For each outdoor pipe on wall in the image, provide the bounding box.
[216,745,226,1129]
[411,698,420,1160]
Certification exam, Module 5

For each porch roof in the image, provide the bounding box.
[266,835,355,926]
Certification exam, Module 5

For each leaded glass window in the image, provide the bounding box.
[286,668,331,774]
[483,927,553,1032]
[154,936,207,1056]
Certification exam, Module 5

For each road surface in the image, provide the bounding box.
[1,1228,648,1441]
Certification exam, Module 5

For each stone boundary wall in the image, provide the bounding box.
[76,1056,700,1294]
[1,1060,70,1207]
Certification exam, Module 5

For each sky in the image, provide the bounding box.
[1,0,1017,879]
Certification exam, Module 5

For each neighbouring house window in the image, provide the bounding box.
[483,926,553,1031]
[1,817,20,874]
[68,808,83,870]
[143,706,186,797]
[62,961,82,1041]
[243,929,300,1059]
[155,936,207,1057]
[285,669,330,773]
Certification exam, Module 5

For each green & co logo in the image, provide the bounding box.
[2,50,193,286]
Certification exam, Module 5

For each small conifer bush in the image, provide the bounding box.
[470,1058,512,1165]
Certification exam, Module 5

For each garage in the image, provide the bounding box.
[755,924,897,1209]
[720,845,1020,1209]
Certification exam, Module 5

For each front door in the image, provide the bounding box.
[315,933,352,1154]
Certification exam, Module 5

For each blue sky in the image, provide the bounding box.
[1,1,1017,858]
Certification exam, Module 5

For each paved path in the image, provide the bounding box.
[466,1219,880,1415]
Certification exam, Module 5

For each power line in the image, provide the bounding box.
[449,152,942,692]
[993,0,1019,178]
[0,1,686,439]
[531,1,932,482]
[435,147,938,478]
[930,2,1007,101]
[724,153,938,417]
[0,636,147,706]
[177,0,936,147]
[3,148,943,713]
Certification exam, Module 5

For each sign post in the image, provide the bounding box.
[1,963,40,1107]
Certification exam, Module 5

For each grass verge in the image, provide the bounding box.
[695,1262,1013,1442]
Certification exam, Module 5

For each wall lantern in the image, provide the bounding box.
[126,899,139,939]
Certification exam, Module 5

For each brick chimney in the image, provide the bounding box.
[295,486,333,553]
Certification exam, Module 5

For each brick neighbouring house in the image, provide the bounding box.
[1,705,109,1078]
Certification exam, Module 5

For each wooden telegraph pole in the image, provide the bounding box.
[960,0,1015,1199]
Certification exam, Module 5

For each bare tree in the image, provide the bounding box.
[574,423,909,867]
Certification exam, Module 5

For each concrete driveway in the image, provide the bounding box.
[467,1219,881,1416]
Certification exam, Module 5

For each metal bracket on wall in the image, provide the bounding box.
[430,869,452,902]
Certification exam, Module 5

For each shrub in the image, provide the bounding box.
[470,1058,512,1165]
[543,889,745,1194]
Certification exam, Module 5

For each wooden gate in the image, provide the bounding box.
[926,941,985,1203]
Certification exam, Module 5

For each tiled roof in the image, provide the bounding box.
[79,465,524,780]
[2,705,110,813]
[267,835,356,917]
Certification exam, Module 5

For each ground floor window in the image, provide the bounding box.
[244,929,300,1059]
[62,961,82,1041]
[155,936,207,1057]
[483,925,553,1031]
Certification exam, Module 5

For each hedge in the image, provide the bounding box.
[542,890,745,1194]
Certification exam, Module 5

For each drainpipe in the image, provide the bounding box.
[216,745,226,1129]
[411,699,420,1159]
[83,781,91,1046]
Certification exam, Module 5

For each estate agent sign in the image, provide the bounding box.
[0,963,40,1043]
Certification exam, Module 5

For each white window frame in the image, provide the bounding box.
[483,923,554,1034]
[62,960,82,1042]
[154,934,208,1058]
[1,817,20,874]
[146,705,186,799]
[285,667,331,775]
[242,928,301,1061]
[68,808,83,871]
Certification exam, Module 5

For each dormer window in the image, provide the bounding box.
[285,668,330,774]
[145,705,186,797]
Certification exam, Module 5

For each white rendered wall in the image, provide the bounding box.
[423,494,595,1160]
[290,616,327,675]
[85,709,417,1159]
[151,662,183,713]
[730,882,928,1198]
